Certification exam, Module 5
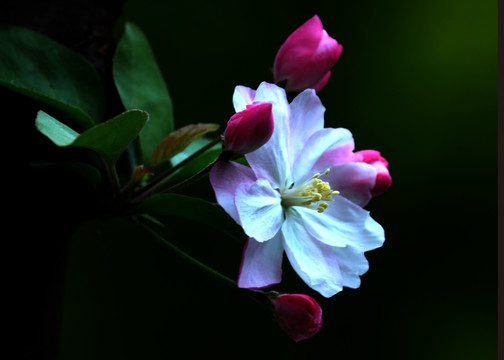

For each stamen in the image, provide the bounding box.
[281,169,339,213]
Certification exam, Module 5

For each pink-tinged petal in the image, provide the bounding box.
[222,102,274,158]
[273,15,343,92]
[292,127,353,182]
[312,71,331,92]
[288,207,347,247]
[209,160,256,224]
[288,89,325,165]
[282,210,343,297]
[332,246,369,289]
[311,141,357,170]
[274,15,323,82]
[287,36,341,92]
[235,179,283,242]
[237,234,284,289]
[246,82,291,187]
[373,172,392,197]
[355,150,392,197]
[324,162,377,207]
[232,85,257,112]
[270,293,323,342]
[323,196,385,252]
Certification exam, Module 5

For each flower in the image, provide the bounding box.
[355,150,392,197]
[210,82,385,297]
[273,15,343,93]
[269,292,323,342]
[221,102,274,159]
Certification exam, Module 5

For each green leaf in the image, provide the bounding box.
[138,193,245,244]
[36,110,148,164]
[150,123,219,166]
[0,25,105,130]
[113,22,175,164]
[31,162,102,186]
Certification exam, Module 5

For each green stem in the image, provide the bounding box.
[133,215,237,288]
[161,159,217,194]
[131,136,222,203]
[100,155,121,199]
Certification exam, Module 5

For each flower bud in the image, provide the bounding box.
[273,15,343,93]
[269,293,323,342]
[355,150,392,197]
[222,102,274,158]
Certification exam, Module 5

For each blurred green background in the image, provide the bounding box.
[5,0,496,358]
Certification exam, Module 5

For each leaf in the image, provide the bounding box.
[31,162,102,186]
[36,110,148,164]
[113,22,175,164]
[138,193,245,244]
[150,123,219,166]
[0,25,105,130]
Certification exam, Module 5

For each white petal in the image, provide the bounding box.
[288,206,347,247]
[246,82,291,188]
[332,246,369,289]
[282,212,343,297]
[323,196,385,252]
[288,89,325,166]
[232,85,256,112]
[209,160,256,224]
[324,162,377,207]
[237,235,284,289]
[311,141,356,170]
[235,179,283,242]
[292,127,353,183]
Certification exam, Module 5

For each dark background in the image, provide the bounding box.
[3,0,496,358]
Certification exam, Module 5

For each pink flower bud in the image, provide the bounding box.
[270,293,323,342]
[273,15,343,93]
[222,102,274,158]
[355,150,392,197]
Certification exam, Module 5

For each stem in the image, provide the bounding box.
[131,136,222,202]
[161,159,217,194]
[100,155,121,199]
[133,215,237,288]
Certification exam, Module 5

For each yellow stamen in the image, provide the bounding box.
[281,169,340,213]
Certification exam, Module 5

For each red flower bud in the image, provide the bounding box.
[270,293,323,342]
[222,102,274,158]
[355,150,392,197]
[273,15,343,93]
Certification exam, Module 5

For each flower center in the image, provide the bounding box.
[281,169,339,213]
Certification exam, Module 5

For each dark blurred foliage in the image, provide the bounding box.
[2,0,496,359]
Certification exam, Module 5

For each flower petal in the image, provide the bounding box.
[235,179,283,242]
[324,162,377,207]
[246,82,291,187]
[232,85,256,112]
[332,246,369,289]
[237,234,284,289]
[288,206,347,247]
[282,210,343,297]
[322,196,385,252]
[311,141,357,170]
[288,89,325,166]
[209,160,256,224]
[292,127,353,182]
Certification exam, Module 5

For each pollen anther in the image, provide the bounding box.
[281,169,339,213]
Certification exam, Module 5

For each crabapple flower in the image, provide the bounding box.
[221,102,274,159]
[269,293,323,342]
[273,15,343,93]
[210,82,386,298]
[355,150,392,197]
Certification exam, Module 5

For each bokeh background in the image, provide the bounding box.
[4,0,496,358]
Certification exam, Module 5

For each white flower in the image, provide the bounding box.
[210,82,385,297]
